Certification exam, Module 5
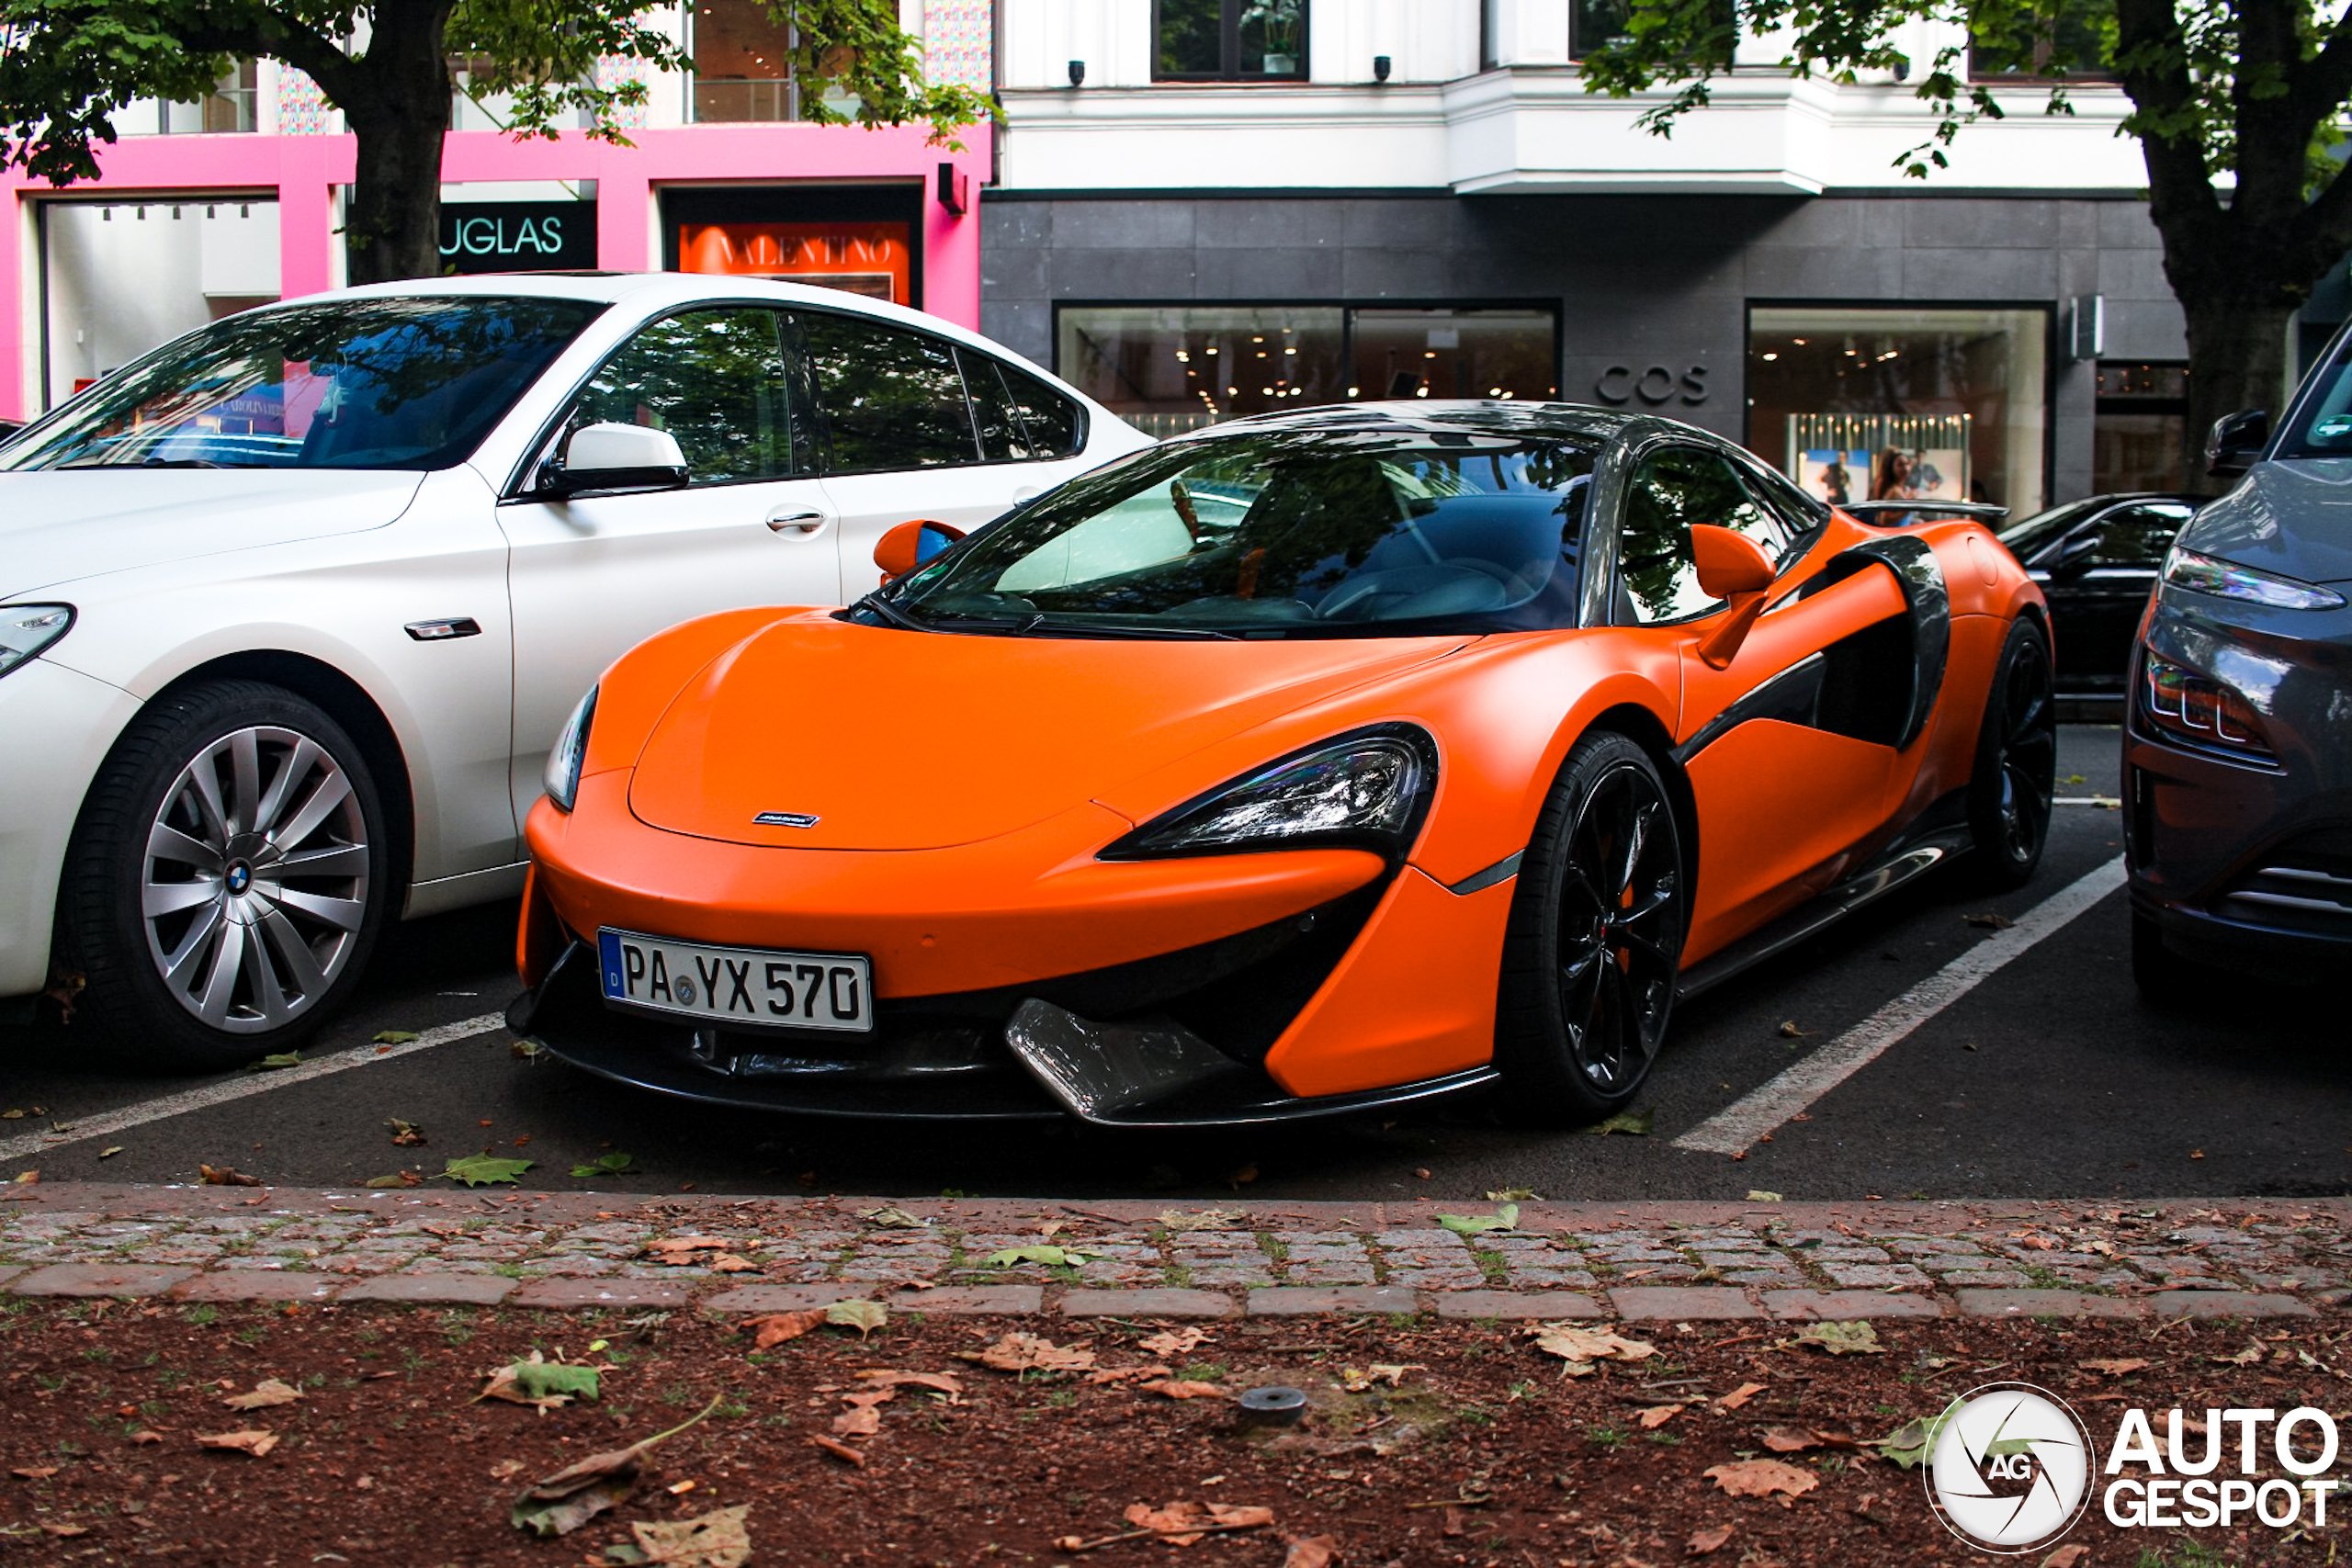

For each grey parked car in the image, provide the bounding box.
[2124,350,2352,998]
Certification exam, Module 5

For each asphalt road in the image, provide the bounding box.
[5,724,2346,1204]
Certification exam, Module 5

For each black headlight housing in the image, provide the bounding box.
[1100,723,1440,864]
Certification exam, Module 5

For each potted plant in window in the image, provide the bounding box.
[1244,0,1303,75]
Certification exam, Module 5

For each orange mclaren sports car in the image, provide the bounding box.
[508,403,2053,1126]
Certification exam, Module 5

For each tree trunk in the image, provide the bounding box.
[2177,294,2297,488]
[338,2,457,284]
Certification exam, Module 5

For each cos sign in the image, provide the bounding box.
[1595,364,1709,407]
[437,200,597,274]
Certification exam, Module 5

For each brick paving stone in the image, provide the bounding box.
[1609,1286,1758,1321]
[1824,1265,1936,1291]
[703,1285,847,1313]
[1285,1262,1378,1284]
[1763,1289,1945,1321]
[340,1274,515,1305]
[175,1270,340,1303]
[512,1279,695,1310]
[1431,1291,1603,1320]
[1720,1268,1808,1288]
[1374,1230,1463,1250]
[1501,1268,1600,1289]
[1384,1267,1488,1290]
[9,1264,193,1298]
[890,1286,1042,1314]
[2147,1291,2316,1319]
[1060,1289,1235,1318]
[1936,1269,2036,1289]
[1248,1286,1419,1316]
[1184,1266,1279,1286]
[1953,1289,2146,1319]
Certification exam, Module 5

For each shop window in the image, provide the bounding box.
[1057,305,1556,437]
[679,220,911,305]
[150,62,256,133]
[2093,362,2188,494]
[689,0,798,121]
[41,199,281,409]
[1969,0,2114,83]
[1747,306,2049,519]
[564,309,797,485]
[1155,0,1308,82]
[797,312,982,472]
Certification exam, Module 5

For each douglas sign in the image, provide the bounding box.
[437,200,597,274]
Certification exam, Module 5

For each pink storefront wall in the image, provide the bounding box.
[0,123,989,422]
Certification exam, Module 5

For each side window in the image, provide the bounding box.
[960,350,1028,461]
[564,309,794,485]
[1616,447,1789,625]
[997,359,1084,458]
[797,312,980,473]
[2086,502,2190,568]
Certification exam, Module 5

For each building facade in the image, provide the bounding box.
[982,0,2204,513]
[4,0,995,422]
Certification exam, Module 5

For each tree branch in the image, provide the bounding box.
[2110,0,2223,243]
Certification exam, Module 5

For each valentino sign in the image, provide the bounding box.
[436,200,598,274]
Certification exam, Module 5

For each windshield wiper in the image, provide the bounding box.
[847,590,933,632]
[1011,619,1240,641]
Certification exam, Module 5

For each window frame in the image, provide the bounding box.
[789,309,1087,476]
[1150,0,1311,84]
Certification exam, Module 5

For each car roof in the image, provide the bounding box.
[1193,400,1645,446]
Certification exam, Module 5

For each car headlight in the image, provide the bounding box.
[0,604,74,680]
[2163,547,2345,611]
[1101,725,1438,862]
[543,686,597,812]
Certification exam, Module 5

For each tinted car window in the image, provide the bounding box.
[882,430,1596,637]
[2086,502,2191,568]
[1618,446,1790,625]
[3,296,603,471]
[2278,338,2352,457]
[798,312,980,473]
[564,308,794,485]
[1997,496,2120,561]
[961,351,1027,461]
[998,359,1083,457]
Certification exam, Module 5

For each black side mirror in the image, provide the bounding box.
[2050,531,2101,575]
[2206,409,2269,479]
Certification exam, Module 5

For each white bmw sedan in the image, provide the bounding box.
[0,273,1147,1068]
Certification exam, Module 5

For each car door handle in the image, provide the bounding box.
[766,508,831,536]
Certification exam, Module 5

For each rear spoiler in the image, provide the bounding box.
[1839,500,2009,525]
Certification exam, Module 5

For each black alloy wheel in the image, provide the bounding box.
[1968,618,2057,890]
[1495,731,1686,1125]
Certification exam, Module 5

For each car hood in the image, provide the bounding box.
[0,469,428,598]
[628,617,1471,852]
[2189,460,2352,586]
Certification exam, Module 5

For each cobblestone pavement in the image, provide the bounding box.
[1,1184,2345,1321]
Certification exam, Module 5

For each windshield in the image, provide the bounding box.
[1996,496,2114,560]
[2278,334,2352,459]
[1,296,604,471]
[879,430,1598,639]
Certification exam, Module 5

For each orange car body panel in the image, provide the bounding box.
[521,491,2042,1105]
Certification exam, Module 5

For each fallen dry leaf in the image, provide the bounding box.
[744,1310,826,1349]
[40,1521,90,1538]
[1688,1523,1735,1555]
[643,1236,738,1263]
[1635,1404,1682,1429]
[1787,1320,1884,1356]
[625,1504,752,1568]
[195,1429,278,1458]
[807,1434,866,1467]
[1760,1427,1820,1454]
[511,1394,720,1539]
[2041,1546,2088,1568]
[1139,1325,1211,1358]
[1283,1535,1339,1567]
[197,1165,263,1188]
[1717,1382,1768,1410]
[965,1332,1096,1374]
[220,1379,301,1412]
[832,1391,891,1436]
[1705,1459,1818,1500]
[710,1255,760,1273]
[489,1459,526,1481]
[12,1466,60,1481]
[854,1370,964,1397]
[1139,1379,1227,1400]
[1085,1363,1174,1386]
[2079,1358,2150,1378]
[1123,1500,1276,1547]
[1525,1322,1656,1374]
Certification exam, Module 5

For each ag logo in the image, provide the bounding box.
[1924,1383,2094,1553]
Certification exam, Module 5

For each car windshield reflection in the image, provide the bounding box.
[886,431,1599,639]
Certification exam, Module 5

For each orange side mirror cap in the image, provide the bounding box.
[874,519,967,582]
[1690,524,1774,598]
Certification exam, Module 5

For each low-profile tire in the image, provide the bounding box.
[58,679,391,1072]
[1967,616,2057,891]
[1493,731,1686,1127]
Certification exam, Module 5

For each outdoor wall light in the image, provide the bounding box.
[1374,55,1392,82]
[1068,59,1086,87]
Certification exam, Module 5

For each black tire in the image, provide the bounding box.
[1967,617,2057,891]
[58,680,391,1072]
[1493,732,1687,1126]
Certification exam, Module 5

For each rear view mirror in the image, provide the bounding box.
[1690,524,1775,668]
[540,422,689,498]
[2206,409,2268,479]
[874,519,967,581]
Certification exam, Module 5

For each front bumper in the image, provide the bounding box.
[2124,586,2352,979]
[519,773,1517,1120]
[0,658,141,998]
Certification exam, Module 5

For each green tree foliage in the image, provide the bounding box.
[0,0,992,284]
[1579,1,2352,488]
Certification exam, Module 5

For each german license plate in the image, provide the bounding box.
[596,930,873,1033]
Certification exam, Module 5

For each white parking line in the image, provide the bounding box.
[0,1012,507,1166]
[1673,857,2128,1156]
